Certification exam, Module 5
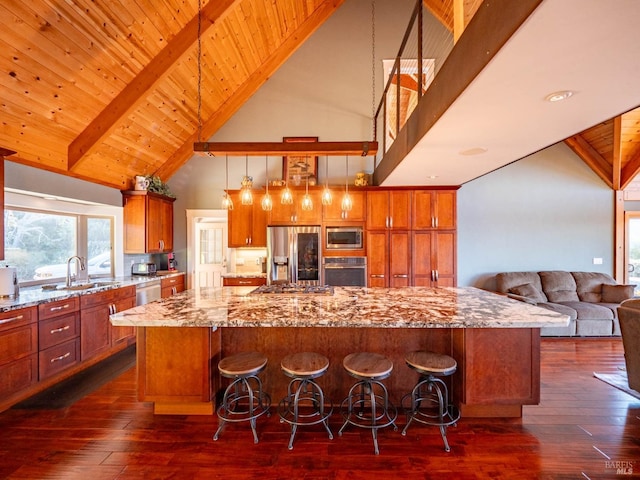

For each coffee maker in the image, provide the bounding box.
[154,252,177,271]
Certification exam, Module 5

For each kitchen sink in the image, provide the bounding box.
[42,281,121,291]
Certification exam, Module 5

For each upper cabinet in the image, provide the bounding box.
[227,190,268,247]
[269,188,322,225]
[366,190,412,230]
[122,191,175,254]
[412,190,456,230]
[323,190,366,223]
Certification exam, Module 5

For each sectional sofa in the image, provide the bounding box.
[494,271,635,336]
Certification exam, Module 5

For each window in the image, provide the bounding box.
[4,207,114,285]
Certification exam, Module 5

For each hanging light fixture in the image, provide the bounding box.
[321,156,332,206]
[341,155,353,215]
[301,156,313,211]
[281,169,293,205]
[240,155,253,205]
[221,155,234,210]
[261,155,273,211]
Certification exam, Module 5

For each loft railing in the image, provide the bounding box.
[372,0,454,168]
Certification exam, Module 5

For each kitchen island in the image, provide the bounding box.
[110,286,569,417]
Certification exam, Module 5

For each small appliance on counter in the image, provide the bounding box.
[131,262,157,276]
[0,266,19,297]
[153,252,177,271]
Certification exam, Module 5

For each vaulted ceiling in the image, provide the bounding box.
[1,0,639,192]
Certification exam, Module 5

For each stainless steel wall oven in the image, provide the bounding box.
[322,257,367,286]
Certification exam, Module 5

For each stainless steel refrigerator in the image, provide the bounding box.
[267,225,321,285]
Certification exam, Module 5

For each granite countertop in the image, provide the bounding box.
[0,272,185,313]
[109,286,570,329]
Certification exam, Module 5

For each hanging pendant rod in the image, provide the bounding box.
[194,141,377,157]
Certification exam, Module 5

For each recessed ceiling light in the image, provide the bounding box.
[459,147,488,156]
[545,90,574,102]
[427,175,438,179]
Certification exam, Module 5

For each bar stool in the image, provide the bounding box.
[401,351,460,452]
[338,352,398,455]
[278,352,333,450]
[213,351,271,444]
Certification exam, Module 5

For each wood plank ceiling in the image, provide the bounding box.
[0,0,344,190]
[1,0,639,192]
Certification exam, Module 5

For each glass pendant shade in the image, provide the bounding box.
[300,156,313,211]
[281,184,293,205]
[341,155,352,212]
[321,158,332,205]
[222,155,234,210]
[261,156,273,211]
[240,156,253,205]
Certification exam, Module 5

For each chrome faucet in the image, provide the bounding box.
[66,256,86,287]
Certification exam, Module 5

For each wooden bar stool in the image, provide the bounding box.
[278,352,333,450]
[401,351,460,452]
[213,351,271,444]
[338,352,398,455]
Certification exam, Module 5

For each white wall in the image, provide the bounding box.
[457,142,614,289]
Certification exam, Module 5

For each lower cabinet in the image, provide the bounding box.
[161,273,185,298]
[80,285,136,360]
[38,297,80,379]
[412,231,457,287]
[0,307,38,398]
[366,230,411,287]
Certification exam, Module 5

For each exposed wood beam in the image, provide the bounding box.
[155,0,346,180]
[453,0,465,42]
[67,0,239,170]
[612,116,623,189]
[0,148,17,157]
[422,0,453,33]
[621,150,640,190]
[564,135,613,188]
[194,141,377,157]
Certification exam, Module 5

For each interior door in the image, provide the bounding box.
[195,221,227,288]
[626,212,640,296]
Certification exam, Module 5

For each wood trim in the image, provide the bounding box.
[564,135,613,188]
[194,140,377,156]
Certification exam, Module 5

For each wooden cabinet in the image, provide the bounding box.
[412,231,456,287]
[161,274,185,298]
[0,307,38,398]
[222,276,266,287]
[38,298,80,379]
[412,190,456,230]
[122,191,175,253]
[366,190,412,230]
[269,189,322,225]
[227,191,268,247]
[80,286,136,360]
[110,287,137,346]
[366,230,411,288]
[322,190,366,222]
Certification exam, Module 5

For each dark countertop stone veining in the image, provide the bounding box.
[109,286,570,329]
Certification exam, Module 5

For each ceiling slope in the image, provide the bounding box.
[0,0,344,190]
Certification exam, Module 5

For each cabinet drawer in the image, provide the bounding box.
[39,297,80,320]
[39,313,80,350]
[0,307,37,333]
[223,277,266,287]
[81,285,135,309]
[39,338,80,380]
[0,354,38,397]
[0,322,38,366]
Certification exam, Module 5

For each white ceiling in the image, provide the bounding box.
[381,0,640,187]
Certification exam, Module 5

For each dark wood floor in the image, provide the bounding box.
[0,338,639,479]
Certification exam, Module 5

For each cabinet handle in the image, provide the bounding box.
[159,240,165,251]
[50,304,71,312]
[50,325,70,334]
[248,236,252,245]
[389,217,393,229]
[238,280,252,285]
[393,274,408,278]
[371,274,385,278]
[171,286,177,295]
[435,270,439,281]
[50,352,71,363]
[0,314,24,325]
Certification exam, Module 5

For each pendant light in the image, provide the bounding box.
[240,155,253,205]
[300,156,313,211]
[221,155,234,210]
[341,155,353,215]
[261,155,273,211]
[321,157,332,206]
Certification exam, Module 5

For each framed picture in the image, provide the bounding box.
[282,137,318,186]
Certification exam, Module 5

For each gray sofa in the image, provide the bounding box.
[495,271,635,336]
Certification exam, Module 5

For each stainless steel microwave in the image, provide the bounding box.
[326,226,363,250]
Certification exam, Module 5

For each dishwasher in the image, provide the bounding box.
[135,279,162,306]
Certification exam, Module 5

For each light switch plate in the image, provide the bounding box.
[593,257,603,265]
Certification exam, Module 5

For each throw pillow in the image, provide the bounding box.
[601,284,635,303]
[508,283,546,304]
